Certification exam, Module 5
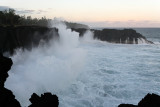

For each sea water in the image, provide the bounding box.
[5,27,160,107]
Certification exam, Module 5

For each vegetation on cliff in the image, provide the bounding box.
[0,8,89,29]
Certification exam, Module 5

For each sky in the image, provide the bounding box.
[0,0,160,27]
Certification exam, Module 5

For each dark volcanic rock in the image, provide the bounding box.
[71,28,88,37]
[118,93,160,107]
[0,26,59,55]
[0,54,13,88]
[0,54,12,87]
[93,29,145,44]
[29,92,59,107]
[71,28,153,44]
[138,93,160,107]
[0,53,21,107]
[0,53,59,107]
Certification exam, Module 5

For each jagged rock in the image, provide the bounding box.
[71,28,153,44]
[118,93,160,107]
[71,28,87,37]
[0,53,21,107]
[0,26,59,55]
[0,87,21,107]
[0,53,59,107]
[138,93,160,107]
[29,92,59,107]
[0,53,13,87]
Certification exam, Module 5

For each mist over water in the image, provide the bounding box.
[5,22,87,106]
[5,26,160,107]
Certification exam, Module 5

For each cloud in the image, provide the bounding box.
[36,10,47,14]
[16,9,36,14]
[80,20,160,28]
[16,9,48,15]
[0,6,10,11]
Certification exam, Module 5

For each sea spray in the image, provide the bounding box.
[5,21,87,106]
[80,30,94,42]
[3,27,160,107]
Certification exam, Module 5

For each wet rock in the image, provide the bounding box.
[0,26,59,55]
[118,93,160,107]
[0,53,21,107]
[29,92,59,107]
[71,28,153,44]
[138,93,160,107]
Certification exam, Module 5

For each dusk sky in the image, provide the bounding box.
[0,0,160,27]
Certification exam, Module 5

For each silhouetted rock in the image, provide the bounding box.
[0,53,59,107]
[0,26,59,55]
[71,28,153,44]
[0,53,21,107]
[65,21,89,29]
[71,28,88,37]
[118,93,160,107]
[0,53,13,87]
[29,92,59,107]
[138,93,160,107]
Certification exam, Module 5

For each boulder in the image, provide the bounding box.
[0,53,21,107]
[118,93,160,107]
[29,92,59,107]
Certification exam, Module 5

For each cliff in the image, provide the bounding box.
[0,26,153,55]
[71,28,153,44]
[0,54,59,107]
[0,26,59,55]
[0,54,21,107]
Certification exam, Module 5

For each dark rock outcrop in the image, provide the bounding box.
[0,26,59,55]
[0,53,59,107]
[118,93,160,107]
[71,28,153,44]
[0,53,21,107]
[71,28,88,37]
[65,21,89,29]
[29,93,59,107]
[0,25,153,55]
[138,93,160,107]
[93,29,152,44]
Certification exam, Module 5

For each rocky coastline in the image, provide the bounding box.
[0,26,153,55]
[0,53,59,107]
[0,54,160,107]
[118,93,160,107]
[0,26,159,106]
[0,25,59,55]
[71,28,153,44]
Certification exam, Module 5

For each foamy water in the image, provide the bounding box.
[5,26,160,107]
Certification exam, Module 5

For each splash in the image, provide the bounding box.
[5,21,87,106]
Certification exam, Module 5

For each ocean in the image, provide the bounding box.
[5,26,160,107]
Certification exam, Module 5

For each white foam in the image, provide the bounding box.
[138,38,147,44]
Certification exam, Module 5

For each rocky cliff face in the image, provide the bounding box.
[0,54,59,107]
[71,28,153,44]
[0,54,21,107]
[0,26,153,55]
[0,26,59,55]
